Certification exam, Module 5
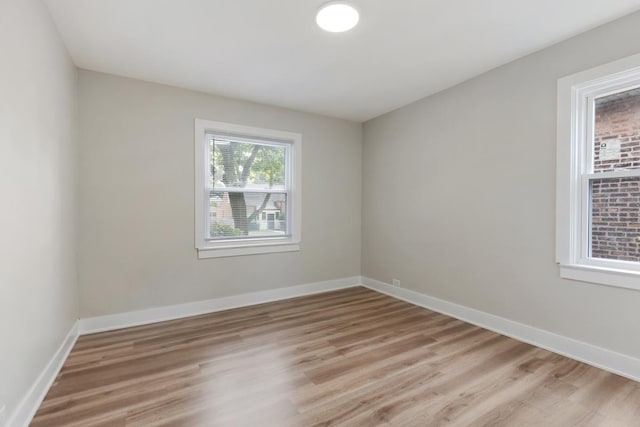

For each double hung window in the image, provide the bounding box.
[195,119,301,258]
[557,54,640,289]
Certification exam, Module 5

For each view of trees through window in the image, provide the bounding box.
[208,137,288,239]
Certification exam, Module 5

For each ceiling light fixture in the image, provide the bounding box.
[316,2,359,33]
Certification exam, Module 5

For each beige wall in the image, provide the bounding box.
[77,70,362,318]
[362,11,640,358]
[5,2,640,418]
[0,0,79,418]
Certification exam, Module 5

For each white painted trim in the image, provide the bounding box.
[560,264,640,291]
[361,277,640,383]
[194,118,302,258]
[8,278,360,426]
[13,277,640,427]
[6,322,79,427]
[556,52,640,290]
[198,243,300,258]
[79,277,360,335]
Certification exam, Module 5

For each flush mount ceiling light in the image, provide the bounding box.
[316,2,359,33]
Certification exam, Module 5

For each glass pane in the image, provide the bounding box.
[210,138,286,190]
[593,87,640,173]
[208,191,287,239]
[590,177,640,262]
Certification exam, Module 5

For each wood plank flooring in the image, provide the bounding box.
[32,287,640,426]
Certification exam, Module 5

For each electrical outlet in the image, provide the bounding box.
[392,279,401,287]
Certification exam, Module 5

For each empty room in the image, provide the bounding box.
[4,0,640,425]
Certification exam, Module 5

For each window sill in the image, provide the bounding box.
[559,264,640,291]
[197,241,300,259]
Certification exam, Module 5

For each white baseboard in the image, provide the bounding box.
[79,276,361,335]
[361,276,640,383]
[12,276,639,427]
[8,277,360,427]
[7,321,79,427]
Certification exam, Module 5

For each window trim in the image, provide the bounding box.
[557,52,640,290]
[194,119,302,258]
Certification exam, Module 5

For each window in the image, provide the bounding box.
[194,119,301,258]
[557,53,640,290]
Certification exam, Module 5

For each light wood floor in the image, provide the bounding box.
[32,287,640,426]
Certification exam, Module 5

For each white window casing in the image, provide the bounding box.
[194,119,302,258]
[557,53,640,290]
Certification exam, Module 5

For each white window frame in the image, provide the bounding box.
[194,119,302,258]
[557,52,640,291]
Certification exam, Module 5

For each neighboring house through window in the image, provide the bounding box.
[194,119,301,258]
[557,53,640,290]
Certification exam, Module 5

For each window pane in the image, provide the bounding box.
[208,191,287,239]
[593,87,640,172]
[211,138,286,190]
[590,176,640,262]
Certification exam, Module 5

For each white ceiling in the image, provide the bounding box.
[44,0,640,122]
